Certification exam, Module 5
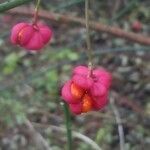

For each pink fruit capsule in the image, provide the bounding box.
[61,65,112,115]
[11,22,52,51]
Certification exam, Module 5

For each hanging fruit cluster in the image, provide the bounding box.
[10,0,52,51]
[61,66,112,114]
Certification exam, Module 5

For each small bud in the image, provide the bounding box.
[131,20,142,32]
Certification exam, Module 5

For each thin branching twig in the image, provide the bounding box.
[25,120,52,150]
[33,122,102,150]
[0,0,32,12]
[110,93,125,150]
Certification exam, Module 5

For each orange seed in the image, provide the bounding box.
[71,83,84,100]
[82,94,93,113]
[18,28,26,42]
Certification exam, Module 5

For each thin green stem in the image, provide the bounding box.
[63,102,72,150]
[85,0,93,69]
[33,0,41,24]
[35,0,41,12]
[85,0,93,75]
[0,0,33,13]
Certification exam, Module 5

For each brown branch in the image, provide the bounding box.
[7,7,150,45]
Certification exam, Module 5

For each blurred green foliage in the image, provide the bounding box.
[0,48,79,127]
[3,52,20,75]
[0,97,26,127]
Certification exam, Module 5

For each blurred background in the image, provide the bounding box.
[0,0,150,149]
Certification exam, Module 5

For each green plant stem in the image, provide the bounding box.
[0,0,33,13]
[33,0,41,24]
[85,0,93,69]
[63,102,72,150]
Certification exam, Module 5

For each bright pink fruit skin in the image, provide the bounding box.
[11,22,52,51]
[61,65,112,115]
